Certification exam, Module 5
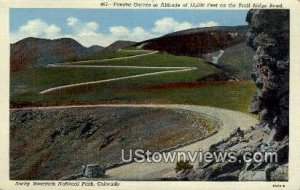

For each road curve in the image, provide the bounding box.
[10,104,257,180]
[103,104,257,180]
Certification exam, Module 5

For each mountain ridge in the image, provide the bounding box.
[102,40,136,52]
[10,37,104,72]
[135,25,248,57]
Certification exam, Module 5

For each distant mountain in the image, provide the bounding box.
[135,25,254,79]
[87,45,104,54]
[10,37,103,72]
[163,25,248,37]
[135,25,248,57]
[103,40,136,52]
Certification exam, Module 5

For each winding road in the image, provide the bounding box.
[31,49,258,180]
[40,50,197,94]
[62,50,159,65]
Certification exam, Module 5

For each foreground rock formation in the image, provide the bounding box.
[175,126,288,181]
[247,9,289,141]
[176,9,289,181]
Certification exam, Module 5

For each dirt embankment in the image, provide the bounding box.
[10,106,218,180]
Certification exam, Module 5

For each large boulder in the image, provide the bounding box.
[246,9,289,141]
[83,164,106,178]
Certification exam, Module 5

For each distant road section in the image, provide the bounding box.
[62,50,159,65]
[40,49,197,94]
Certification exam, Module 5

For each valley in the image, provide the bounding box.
[10,24,259,180]
[10,45,255,113]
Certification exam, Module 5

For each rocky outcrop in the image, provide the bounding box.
[83,164,106,178]
[174,9,289,181]
[247,9,289,141]
[172,126,288,181]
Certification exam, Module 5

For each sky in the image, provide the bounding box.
[10,9,249,47]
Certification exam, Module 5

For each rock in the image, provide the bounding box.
[277,60,289,71]
[83,164,105,178]
[198,163,224,181]
[209,143,218,151]
[228,142,249,152]
[229,137,239,146]
[230,127,241,137]
[248,95,261,114]
[236,146,253,156]
[239,170,267,181]
[276,143,289,165]
[176,170,190,181]
[263,129,277,145]
[268,164,288,181]
[212,170,240,181]
[171,9,289,182]
[199,161,244,181]
[187,168,206,180]
[246,9,289,141]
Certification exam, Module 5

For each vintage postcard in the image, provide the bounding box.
[0,0,300,189]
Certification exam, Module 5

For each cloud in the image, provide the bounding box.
[11,16,219,47]
[67,17,79,26]
[19,19,61,38]
[67,18,99,35]
[152,17,193,34]
[19,19,47,36]
[110,26,130,37]
[86,22,99,31]
[132,27,153,40]
[44,24,61,38]
[65,18,111,46]
[198,21,219,28]
[11,19,62,43]
[109,26,154,42]
[152,17,219,34]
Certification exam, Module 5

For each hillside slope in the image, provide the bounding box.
[10,106,218,180]
[136,26,248,57]
[10,37,103,72]
[103,40,136,52]
[203,42,255,80]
